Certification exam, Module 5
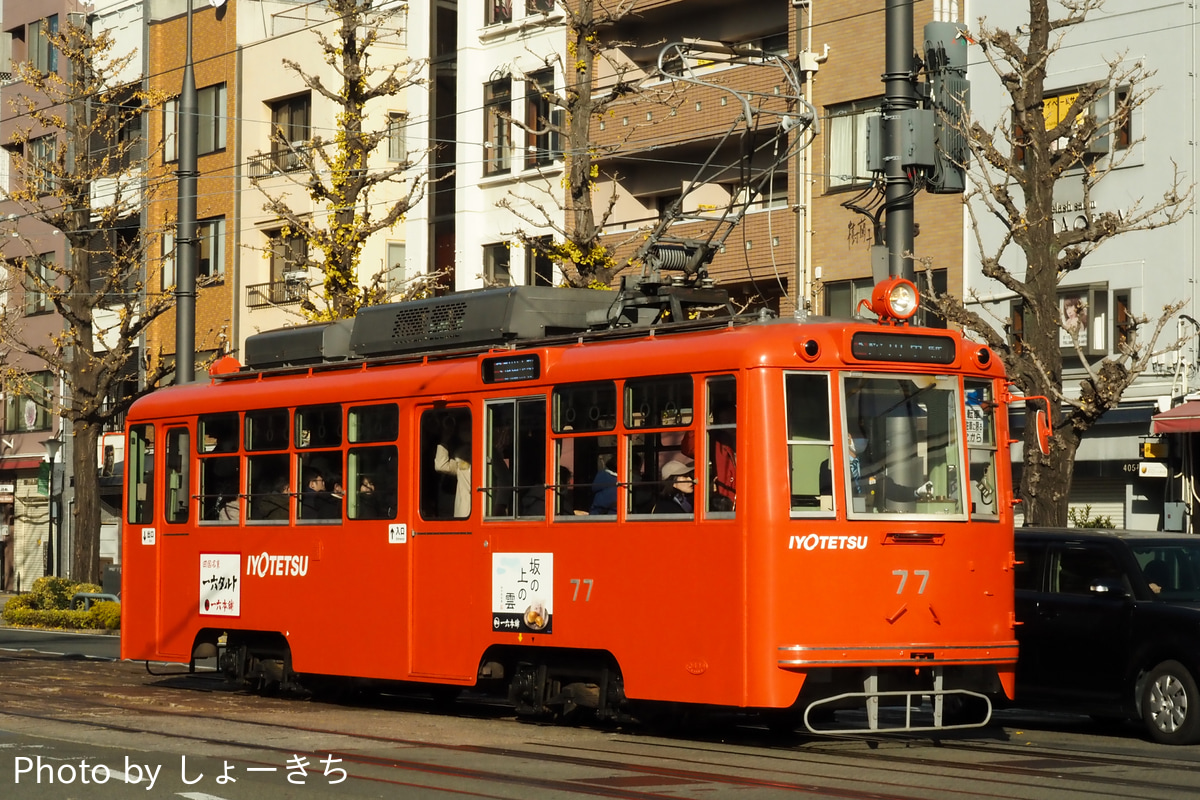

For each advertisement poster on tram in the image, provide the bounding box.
[199,553,241,616]
[493,552,553,634]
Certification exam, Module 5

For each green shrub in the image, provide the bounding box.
[28,576,77,610]
[2,606,94,629]
[1,593,34,623]
[88,600,121,630]
[1068,504,1115,529]
[2,580,121,630]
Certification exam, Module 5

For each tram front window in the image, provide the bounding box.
[842,374,964,517]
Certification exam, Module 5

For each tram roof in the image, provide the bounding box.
[129,299,995,423]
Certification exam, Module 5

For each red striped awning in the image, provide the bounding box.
[1151,401,1200,434]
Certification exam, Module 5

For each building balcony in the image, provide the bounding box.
[598,205,796,286]
[591,63,793,157]
[246,279,307,309]
[248,144,312,179]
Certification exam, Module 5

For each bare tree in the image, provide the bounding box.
[925,0,1192,525]
[252,0,425,320]
[500,2,812,290]
[1,20,173,583]
[496,0,658,287]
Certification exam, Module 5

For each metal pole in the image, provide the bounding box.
[883,0,917,281]
[174,0,198,384]
[883,0,919,493]
[47,449,54,577]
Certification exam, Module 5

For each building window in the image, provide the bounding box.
[1113,87,1133,152]
[526,237,553,286]
[387,112,407,162]
[824,272,947,328]
[164,83,227,162]
[1017,85,1115,163]
[823,277,873,319]
[386,242,407,294]
[737,180,788,211]
[484,78,512,176]
[28,136,56,195]
[487,0,512,25]
[269,93,311,171]
[23,253,54,315]
[826,99,879,190]
[160,231,175,289]
[197,217,225,281]
[161,217,225,286]
[270,230,307,284]
[91,91,144,169]
[30,15,58,74]
[1114,290,1135,350]
[5,371,53,433]
[484,243,511,286]
[525,69,556,169]
[526,0,555,12]
[247,231,307,307]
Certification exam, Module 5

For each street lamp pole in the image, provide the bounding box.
[42,434,61,577]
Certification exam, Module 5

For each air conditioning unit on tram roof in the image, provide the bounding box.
[349,285,618,359]
[244,319,353,369]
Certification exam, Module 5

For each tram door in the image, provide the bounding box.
[410,405,479,679]
[157,423,193,658]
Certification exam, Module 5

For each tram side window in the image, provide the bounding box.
[127,424,155,525]
[296,405,343,522]
[348,446,397,519]
[348,404,399,521]
[199,413,240,524]
[348,403,399,443]
[485,397,547,519]
[420,407,472,520]
[965,380,999,519]
[553,382,616,517]
[626,375,694,518]
[706,376,737,515]
[246,409,290,523]
[785,373,833,514]
[200,413,239,453]
[296,404,342,449]
[165,428,190,524]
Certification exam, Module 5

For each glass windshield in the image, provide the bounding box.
[842,374,964,517]
[1132,544,1200,602]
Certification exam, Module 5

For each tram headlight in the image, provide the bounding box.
[871,277,919,322]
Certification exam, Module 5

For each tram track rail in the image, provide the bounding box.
[0,653,1195,799]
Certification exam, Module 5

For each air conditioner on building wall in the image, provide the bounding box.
[283,270,308,283]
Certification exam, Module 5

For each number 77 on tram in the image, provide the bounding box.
[121,277,1033,734]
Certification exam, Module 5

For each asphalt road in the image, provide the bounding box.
[0,626,120,660]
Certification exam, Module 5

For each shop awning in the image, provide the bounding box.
[1151,400,1200,434]
[0,457,45,471]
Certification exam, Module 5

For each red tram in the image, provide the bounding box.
[122,279,1021,733]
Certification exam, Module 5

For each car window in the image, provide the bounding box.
[1131,544,1200,601]
[1052,545,1130,595]
[1014,542,1047,591]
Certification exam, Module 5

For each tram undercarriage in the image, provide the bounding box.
[200,630,999,735]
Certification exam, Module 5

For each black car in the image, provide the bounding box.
[1014,527,1200,744]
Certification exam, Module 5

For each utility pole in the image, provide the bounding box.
[877,0,971,283]
[174,0,199,385]
[882,0,918,281]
